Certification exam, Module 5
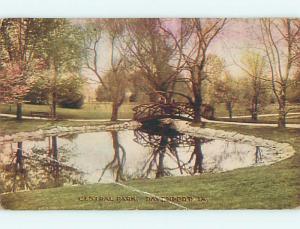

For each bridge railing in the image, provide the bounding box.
[133,102,194,122]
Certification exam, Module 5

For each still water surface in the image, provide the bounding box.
[0,128,273,193]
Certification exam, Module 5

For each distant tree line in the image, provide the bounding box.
[1,18,300,127]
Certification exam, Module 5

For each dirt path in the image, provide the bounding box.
[1,113,299,128]
[201,118,300,128]
[218,112,300,119]
[0,113,131,122]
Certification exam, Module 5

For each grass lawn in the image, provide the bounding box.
[0,102,135,120]
[1,124,299,210]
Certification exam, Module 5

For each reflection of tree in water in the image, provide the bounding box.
[97,128,206,182]
[154,135,168,178]
[208,142,264,172]
[98,131,127,182]
[0,142,31,192]
[255,146,263,164]
[134,127,212,178]
[188,138,204,174]
[13,142,28,192]
[0,136,84,193]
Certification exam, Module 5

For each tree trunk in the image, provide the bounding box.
[277,88,286,128]
[226,102,233,120]
[251,110,258,121]
[193,94,202,123]
[278,103,286,128]
[192,67,203,123]
[251,96,258,121]
[51,62,58,120]
[111,101,120,121]
[52,91,57,119]
[16,102,22,120]
[211,105,215,120]
[111,95,125,122]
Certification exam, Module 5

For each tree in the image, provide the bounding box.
[122,19,227,123]
[85,19,128,121]
[202,54,226,117]
[260,19,300,127]
[127,71,157,102]
[96,69,128,120]
[40,19,85,118]
[0,19,54,119]
[214,72,240,119]
[239,51,270,121]
[57,74,85,109]
[25,72,84,109]
[0,63,33,105]
[122,19,185,102]
[159,19,227,123]
[24,71,51,105]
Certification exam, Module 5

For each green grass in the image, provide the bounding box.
[0,102,135,120]
[1,124,299,210]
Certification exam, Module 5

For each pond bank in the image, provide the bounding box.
[0,121,141,143]
[171,120,295,165]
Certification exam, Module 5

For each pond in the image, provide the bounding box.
[0,126,275,193]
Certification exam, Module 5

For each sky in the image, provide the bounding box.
[208,19,262,75]
[81,19,267,87]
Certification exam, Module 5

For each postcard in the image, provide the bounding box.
[0,18,299,210]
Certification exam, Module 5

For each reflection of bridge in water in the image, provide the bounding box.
[134,127,212,177]
[134,127,210,148]
[133,102,195,122]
